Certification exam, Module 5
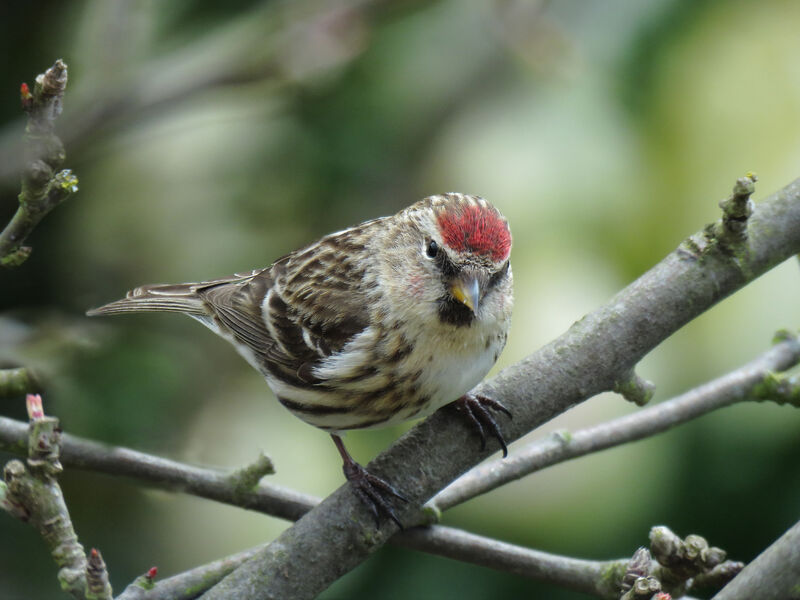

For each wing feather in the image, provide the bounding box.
[202,230,375,383]
[89,226,378,390]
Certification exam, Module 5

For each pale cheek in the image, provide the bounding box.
[482,287,512,320]
[408,274,425,299]
[503,291,513,312]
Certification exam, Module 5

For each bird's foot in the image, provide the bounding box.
[454,393,513,457]
[342,459,408,529]
[331,433,407,529]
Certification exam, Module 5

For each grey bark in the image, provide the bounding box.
[432,335,800,511]
[712,519,800,600]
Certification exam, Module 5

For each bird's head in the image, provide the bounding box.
[387,193,513,328]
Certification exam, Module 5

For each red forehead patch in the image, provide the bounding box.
[436,204,511,262]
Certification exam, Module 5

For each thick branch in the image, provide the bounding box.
[202,176,800,599]
[712,519,800,600]
[0,419,655,596]
[432,334,800,511]
[0,341,774,598]
[116,524,730,600]
[113,526,627,600]
[3,177,798,596]
[115,521,729,600]
[0,420,628,594]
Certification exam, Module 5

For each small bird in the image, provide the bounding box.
[88,193,513,526]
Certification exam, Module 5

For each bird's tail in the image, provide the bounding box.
[86,283,207,317]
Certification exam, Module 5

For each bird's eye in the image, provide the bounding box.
[425,240,439,259]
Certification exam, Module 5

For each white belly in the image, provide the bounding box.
[422,344,499,411]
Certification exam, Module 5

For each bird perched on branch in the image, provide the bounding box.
[88,193,513,527]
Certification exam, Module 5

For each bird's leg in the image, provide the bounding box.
[330,433,408,529]
[453,393,513,457]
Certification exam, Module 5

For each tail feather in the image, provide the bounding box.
[87,283,207,317]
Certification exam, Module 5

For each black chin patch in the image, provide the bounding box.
[438,297,475,327]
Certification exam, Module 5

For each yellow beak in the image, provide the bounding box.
[450,275,481,315]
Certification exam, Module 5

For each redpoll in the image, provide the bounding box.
[88,193,513,526]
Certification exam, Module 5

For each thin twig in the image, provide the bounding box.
[0,367,40,398]
[115,545,263,600]
[86,548,113,600]
[0,417,315,522]
[0,395,93,599]
[396,525,625,598]
[0,60,77,267]
[431,334,800,512]
[115,523,721,600]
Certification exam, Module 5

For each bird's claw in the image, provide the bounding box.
[454,393,512,457]
[343,460,408,530]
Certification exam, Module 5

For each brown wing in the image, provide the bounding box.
[89,226,376,388]
[199,230,373,387]
[277,234,371,345]
[86,269,262,317]
[196,270,277,364]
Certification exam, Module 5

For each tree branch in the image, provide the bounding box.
[114,526,624,600]
[115,547,261,600]
[396,525,626,598]
[0,419,628,595]
[0,416,730,598]
[3,177,797,597]
[712,518,800,600]
[431,333,800,512]
[0,59,77,267]
[118,523,728,600]
[0,395,97,599]
[0,417,635,596]
[199,174,800,599]
[0,415,635,598]
[0,367,40,398]
[0,333,777,597]
[0,417,316,523]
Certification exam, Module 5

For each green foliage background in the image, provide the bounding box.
[1,1,799,598]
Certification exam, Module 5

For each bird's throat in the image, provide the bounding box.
[437,297,475,327]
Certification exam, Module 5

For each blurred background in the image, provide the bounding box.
[1,0,800,598]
